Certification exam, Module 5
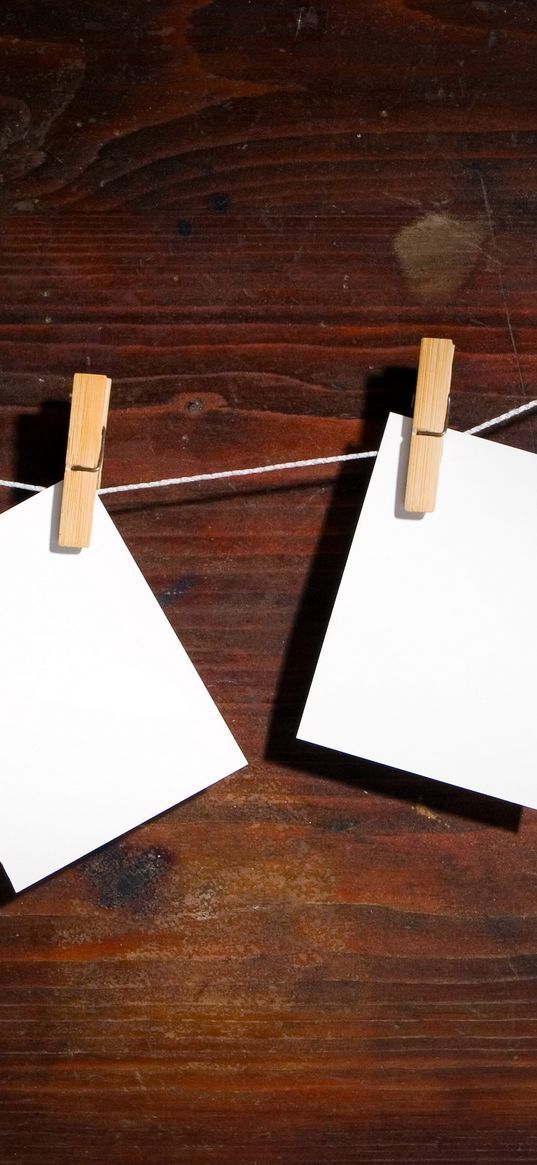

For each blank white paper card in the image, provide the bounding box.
[298,412,537,811]
[0,485,246,891]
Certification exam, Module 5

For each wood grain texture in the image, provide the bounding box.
[1,3,537,1162]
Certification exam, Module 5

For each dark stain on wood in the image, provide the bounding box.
[209,191,231,213]
[84,843,173,910]
[157,575,198,608]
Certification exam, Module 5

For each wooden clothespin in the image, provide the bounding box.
[404,337,454,513]
[58,373,112,548]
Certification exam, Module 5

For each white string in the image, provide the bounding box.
[1,398,536,498]
[465,397,537,435]
[0,478,44,493]
[99,448,378,496]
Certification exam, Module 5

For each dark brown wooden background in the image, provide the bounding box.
[1,3,537,1162]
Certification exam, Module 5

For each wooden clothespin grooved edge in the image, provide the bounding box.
[58,373,112,548]
[404,337,454,513]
